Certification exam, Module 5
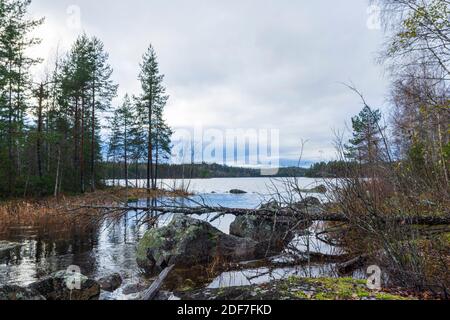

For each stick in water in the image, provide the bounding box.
[140,265,175,300]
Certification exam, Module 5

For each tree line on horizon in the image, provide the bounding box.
[0,0,172,198]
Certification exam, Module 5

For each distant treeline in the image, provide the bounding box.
[102,161,359,180]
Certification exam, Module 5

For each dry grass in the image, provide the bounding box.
[322,163,450,298]
[0,187,190,238]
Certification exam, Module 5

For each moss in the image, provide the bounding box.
[179,276,411,301]
[443,232,450,244]
[136,229,165,263]
[180,279,197,292]
[375,293,407,300]
[292,277,406,300]
[314,292,334,300]
[294,291,308,299]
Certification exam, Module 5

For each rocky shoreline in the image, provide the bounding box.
[175,277,407,300]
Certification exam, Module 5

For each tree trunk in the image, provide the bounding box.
[91,75,96,191]
[147,93,153,192]
[54,144,61,197]
[36,83,44,179]
[7,61,14,195]
[80,97,85,193]
[124,119,128,189]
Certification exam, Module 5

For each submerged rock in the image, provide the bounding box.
[98,273,122,292]
[0,285,45,301]
[229,189,247,194]
[297,184,327,194]
[122,282,149,295]
[28,270,100,300]
[0,241,22,260]
[136,215,264,274]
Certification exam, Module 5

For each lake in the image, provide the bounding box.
[0,177,348,300]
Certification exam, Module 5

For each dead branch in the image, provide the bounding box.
[78,204,450,226]
[139,265,175,300]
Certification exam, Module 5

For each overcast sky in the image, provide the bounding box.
[29,0,388,165]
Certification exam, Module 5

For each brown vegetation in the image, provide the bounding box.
[0,187,190,238]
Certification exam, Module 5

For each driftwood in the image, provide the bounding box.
[337,254,370,275]
[79,204,450,226]
[139,265,175,300]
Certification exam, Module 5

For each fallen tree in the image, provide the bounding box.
[78,204,450,226]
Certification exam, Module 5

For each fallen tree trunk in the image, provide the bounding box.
[337,254,370,275]
[139,265,175,300]
[79,204,450,226]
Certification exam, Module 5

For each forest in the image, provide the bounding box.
[0,0,172,198]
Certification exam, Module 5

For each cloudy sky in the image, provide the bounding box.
[29,0,388,166]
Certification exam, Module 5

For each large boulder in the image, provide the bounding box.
[230,198,321,251]
[230,215,295,252]
[0,285,45,301]
[28,270,100,300]
[136,215,263,274]
[98,273,122,292]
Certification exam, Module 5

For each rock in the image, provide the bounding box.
[0,241,22,260]
[230,215,295,252]
[296,185,327,194]
[28,270,100,300]
[122,282,149,295]
[312,185,327,194]
[136,215,263,274]
[176,277,408,300]
[229,189,247,194]
[98,273,122,292]
[294,197,322,208]
[154,291,180,300]
[259,201,281,210]
[0,285,45,301]
[230,198,322,252]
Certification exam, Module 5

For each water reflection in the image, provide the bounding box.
[1,178,344,299]
[208,264,338,288]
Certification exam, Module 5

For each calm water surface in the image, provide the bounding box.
[0,178,345,299]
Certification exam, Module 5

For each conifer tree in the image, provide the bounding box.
[136,45,172,190]
[345,106,384,164]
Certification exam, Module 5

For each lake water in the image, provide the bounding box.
[0,177,347,300]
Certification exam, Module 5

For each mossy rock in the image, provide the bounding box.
[177,277,409,300]
[136,214,262,274]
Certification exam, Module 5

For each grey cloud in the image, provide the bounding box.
[30,0,388,164]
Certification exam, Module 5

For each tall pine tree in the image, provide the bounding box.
[0,0,43,196]
[136,45,171,190]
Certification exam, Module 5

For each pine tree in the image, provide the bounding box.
[0,0,43,196]
[109,95,133,188]
[345,106,383,164]
[54,34,116,193]
[129,95,147,187]
[88,37,117,191]
[107,110,121,187]
[136,45,171,190]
